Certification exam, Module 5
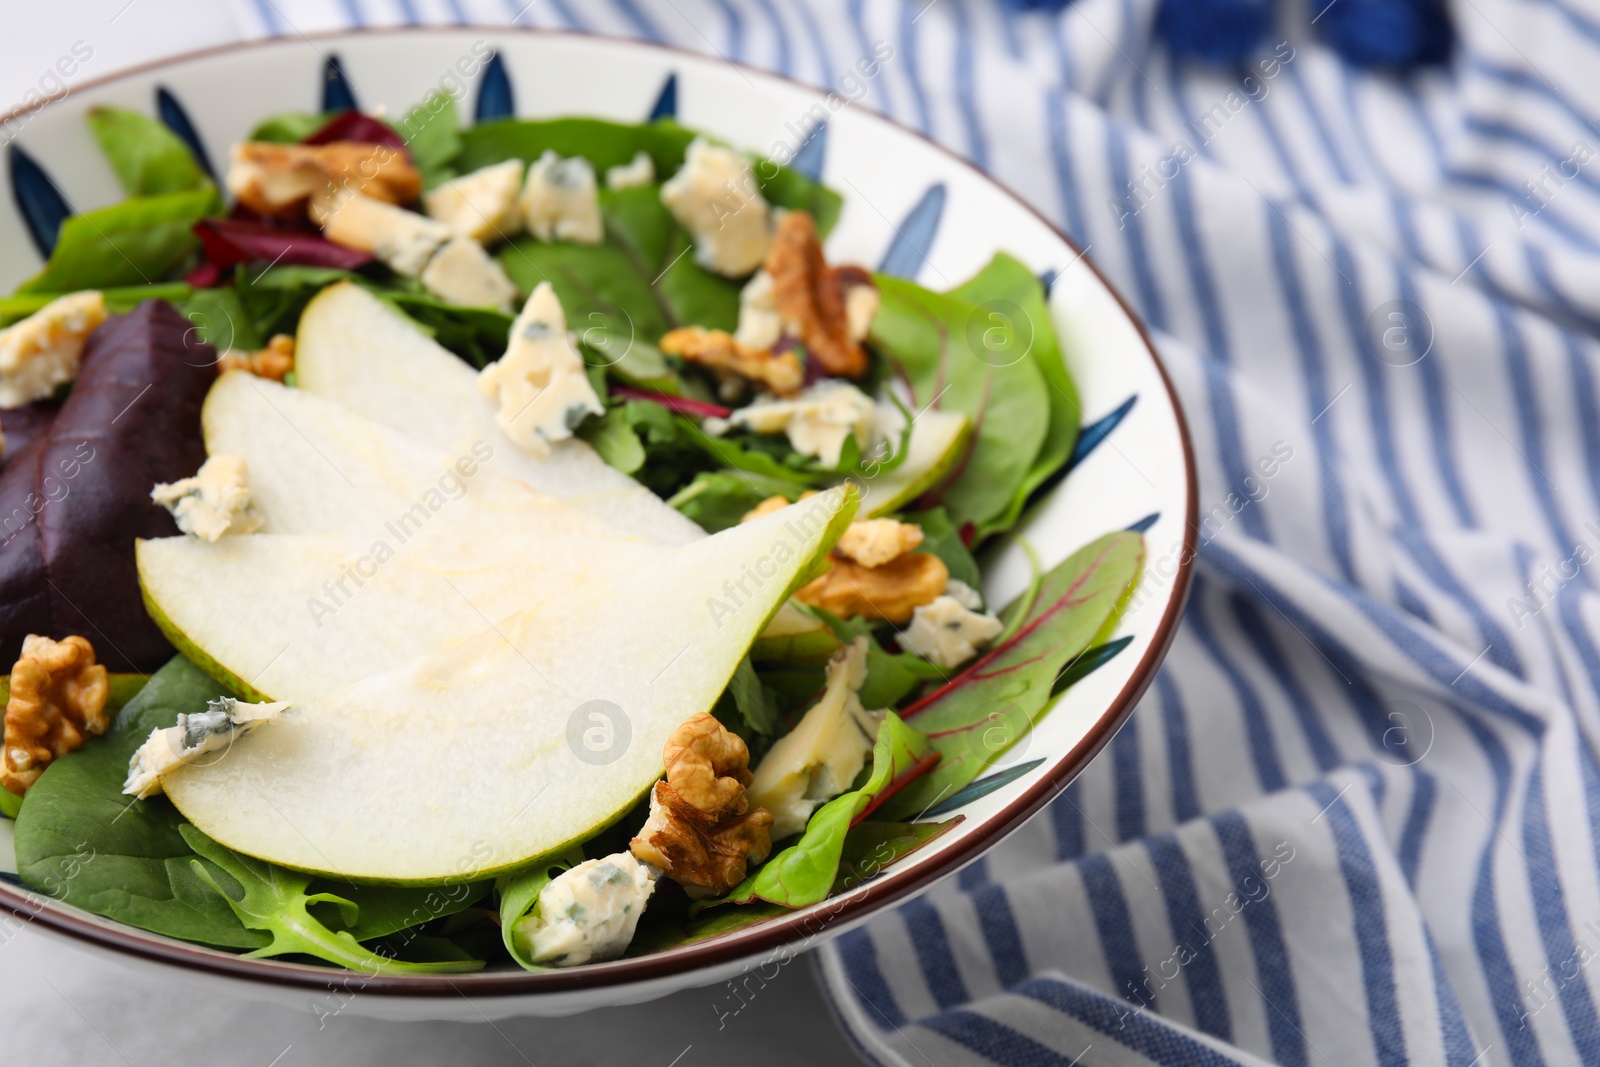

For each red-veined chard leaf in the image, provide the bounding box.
[876,529,1145,821]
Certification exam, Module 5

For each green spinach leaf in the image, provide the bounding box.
[17,188,217,294]
[877,530,1145,820]
[87,107,210,197]
[14,657,264,949]
[949,254,1080,530]
[0,284,192,326]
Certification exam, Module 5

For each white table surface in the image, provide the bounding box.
[0,3,867,1062]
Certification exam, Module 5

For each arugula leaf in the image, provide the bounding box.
[870,271,1051,538]
[496,848,583,971]
[17,188,217,293]
[710,712,932,910]
[231,265,358,342]
[373,287,514,370]
[949,254,1080,529]
[87,107,209,197]
[306,879,491,942]
[904,507,981,589]
[877,530,1145,821]
[179,825,483,974]
[714,657,785,746]
[14,657,265,949]
[393,91,462,189]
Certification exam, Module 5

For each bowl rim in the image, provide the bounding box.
[0,24,1198,997]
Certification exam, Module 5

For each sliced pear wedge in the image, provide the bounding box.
[161,487,856,884]
[858,406,970,518]
[293,281,703,545]
[138,528,658,702]
[203,372,644,545]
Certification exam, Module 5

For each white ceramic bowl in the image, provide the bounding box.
[0,28,1195,1020]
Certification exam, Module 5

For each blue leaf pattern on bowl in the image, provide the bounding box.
[648,73,677,121]
[156,87,216,180]
[8,145,71,259]
[877,182,945,279]
[475,51,515,122]
[322,54,358,113]
[1067,394,1137,472]
[790,120,827,181]
[922,759,1047,819]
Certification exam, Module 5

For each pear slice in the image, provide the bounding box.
[161,488,856,884]
[293,281,703,545]
[859,406,970,518]
[202,372,643,545]
[138,528,658,702]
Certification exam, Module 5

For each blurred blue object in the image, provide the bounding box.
[1316,0,1452,67]
[1154,0,1273,63]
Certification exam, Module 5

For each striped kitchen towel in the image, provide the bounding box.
[231,1,1600,1063]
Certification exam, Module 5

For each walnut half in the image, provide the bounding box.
[659,326,804,398]
[630,712,775,895]
[218,334,295,382]
[767,212,875,379]
[795,552,949,625]
[2,635,110,796]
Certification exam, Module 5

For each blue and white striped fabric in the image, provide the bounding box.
[232,1,1600,1063]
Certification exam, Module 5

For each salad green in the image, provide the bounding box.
[0,85,1145,974]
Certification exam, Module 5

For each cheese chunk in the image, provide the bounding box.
[150,454,264,542]
[661,138,772,277]
[605,151,655,190]
[734,270,782,350]
[514,853,658,966]
[316,192,453,276]
[477,282,605,455]
[423,159,524,242]
[719,380,877,468]
[124,698,289,799]
[419,237,519,312]
[520,151,604,245]
[899,595,1004,669]
[749,637,883,839]
[0,291,107,408]
[845,283,881,342]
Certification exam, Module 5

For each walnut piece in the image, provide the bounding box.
[2,635,110,796]
[227,141,422,219]
[218,334,294,382]
[630,712,774,895]
[795,551,949,624]
[660,326,803,398]
[767,212,875,379]
[835,518,925,568]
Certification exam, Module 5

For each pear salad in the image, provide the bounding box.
[0,92,1145,973]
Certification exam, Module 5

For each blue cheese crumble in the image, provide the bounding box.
[477,283,606,455]
[520,151,604,245]
[150,454,264,542]
[514,853,659,966]
[123,697,290,799]
[660,138,773,277]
